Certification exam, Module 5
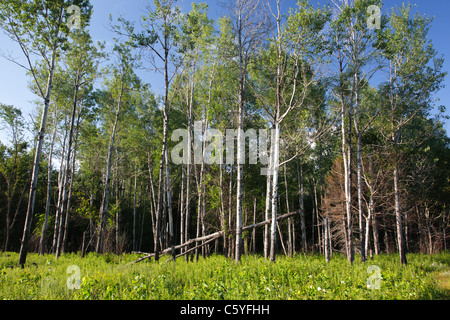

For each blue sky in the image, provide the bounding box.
[0,0,449,144]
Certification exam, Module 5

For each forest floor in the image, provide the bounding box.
[0,251,449,300]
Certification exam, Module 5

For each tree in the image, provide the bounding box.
[332,0,382,262]
[0,104,30,252]
[96,40,139,253]
[221,0,267,263]
[376,3,446,265]
[250,0,329,261]
[54,28,103,257]
[0,0,92,266]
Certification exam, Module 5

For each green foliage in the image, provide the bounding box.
[0,252,448,300]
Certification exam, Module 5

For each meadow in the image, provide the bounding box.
[0,251,448,300]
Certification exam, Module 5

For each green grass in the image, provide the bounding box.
[0,251,449,300]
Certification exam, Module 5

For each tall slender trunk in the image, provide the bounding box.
[284,164,293,257]
[39,114,57,255]
[180,166,185,254]
[264,132,273,259]
[56,81,81,257]
[314,181,321,254]
[228,165,234,259]
[63,118,82,253]
[354,80,365,262]
[52,125,68,253]
[337,55,354,264]
[220,163,227,256]
[269,122,280,262]
[133,164,138,252]
[18,41,59,266]
[372,209,379,255]
[235,88,244,263]
[154,38,170,262]
[165,145,175,260]
[393,165,407,264]
[115,148,120,254]
[184,75,194,261]
[364,206,371,259]
[252,197,256,254]
[96,83,124,254]
[324,216,330,263]
[310,179,315,253]
[296,156,306,253]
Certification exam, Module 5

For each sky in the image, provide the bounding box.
[0,0,449,145]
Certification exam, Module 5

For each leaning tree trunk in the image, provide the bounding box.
[18,47,58,267]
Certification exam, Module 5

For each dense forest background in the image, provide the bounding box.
[0,0,449,267]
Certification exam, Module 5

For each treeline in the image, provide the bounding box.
[0,0,448,267]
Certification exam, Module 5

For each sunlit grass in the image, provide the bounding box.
[0,251,448,300]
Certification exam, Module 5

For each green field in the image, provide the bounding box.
[0,252,449,300]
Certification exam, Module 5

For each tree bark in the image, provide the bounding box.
[296,156,306,253]
[56,79,80,258]
[393,165,407,265]
[269,122,280,262]
[19,45,58,266]
[39,113,57,255]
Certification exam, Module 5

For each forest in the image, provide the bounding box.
[0,0,449,288]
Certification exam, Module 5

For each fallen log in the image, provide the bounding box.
[129,210,298,264]
[242,211,298,232]
[165,235,219,262]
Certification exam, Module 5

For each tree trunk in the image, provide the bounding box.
[52,126,67,253]
[264,132,273,259]
[394,165,407,265]
[96,84,123,254]
[39,113,57,255]
[284,164,293,257]
[180,166,185,255]
[220,163,227,257]
[296,156,306,253]
[324,216,330,263]
[19,47,58,266]
[269,122,280,262]
[56,78,82,257]
[228,165,234,259]
[356,132,365,262]
[235,98,244,264]
[184,77,193,261]
[133,164,138,252]
[252,197,256,254]
[338,57,354,264]
[372,210,379,255]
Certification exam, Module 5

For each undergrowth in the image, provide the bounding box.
[0,251,448,300]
